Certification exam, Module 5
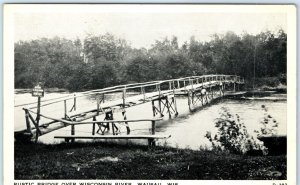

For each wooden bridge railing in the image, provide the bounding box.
[15,74,244,142]
[16,74,244,126]
[15,74,244,109]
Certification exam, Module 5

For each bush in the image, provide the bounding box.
[205,107,266,154]
[254,105,279,136]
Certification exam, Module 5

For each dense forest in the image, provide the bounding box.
[14,30,287,91]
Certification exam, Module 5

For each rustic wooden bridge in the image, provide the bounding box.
[15,74,244,145]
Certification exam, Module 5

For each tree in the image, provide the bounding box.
[14,30,287,90]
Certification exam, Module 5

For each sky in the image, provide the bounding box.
[13,5,287,49]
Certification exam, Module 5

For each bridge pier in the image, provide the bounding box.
[122,109,131,134]
[187,82,225,111]
[97,109,113,134]
[70,124,75,143]
[92,116,96,135]
[151,95,178,118]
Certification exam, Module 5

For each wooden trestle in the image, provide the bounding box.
[14,74,245,144]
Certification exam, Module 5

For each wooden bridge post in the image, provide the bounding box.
[24,110,40,142]
[151,101,156,117]
[222,76,225,94]
[35,96,41,143]
[237,76,240,91]
[122,87,126,108]
[172,81,179,116]
[71,125,75,135]
[172,96,178,116]
[112,122,116,135]
[156,83,161,97]
[141,86,146,102]
[190,78,194,91]
[24,109,31,133]
[200,92,204,106]
[233,77,236,92]
[151,121,156,135]
[165,98,171,118]
[122,109,130,134]
[159,99,163,117]
[73,94,76,111]
[187,91,192,111]
[148,120,156,146]
[64,100,67,119]
[97,100,100,116]
[224,76,226,90]
[209,79,213,99]
[71,124,75,143]
[157,83,163,117]
[92,116,96,135]
[177,80,180,89]
[172,80,175,91]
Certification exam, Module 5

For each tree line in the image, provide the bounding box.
[14,30,287,91]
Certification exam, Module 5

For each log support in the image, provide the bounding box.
[70,124,75,143]
[187,82,224,111]
[148,120,156,147]
[97,109,113,134]
[25,109,32,133]
[64,100,67,119]
[122,109,130,135]
[151,95,178,118]
[92,116,96,135]
[69,94,77,112]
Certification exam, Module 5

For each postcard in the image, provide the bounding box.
[3,4,297,185]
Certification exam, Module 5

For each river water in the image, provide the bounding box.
[14,90,286,150]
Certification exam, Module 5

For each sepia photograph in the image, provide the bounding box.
[3,4,296,184]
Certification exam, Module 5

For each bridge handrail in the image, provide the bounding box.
[67,118,163,125]
[15,74,243,108]
[25,108,162,126]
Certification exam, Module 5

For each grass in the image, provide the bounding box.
[244,76,286,92]
[15,141,286,180]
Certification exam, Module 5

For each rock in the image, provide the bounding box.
[267,171,282,177]
[90,156,119,163]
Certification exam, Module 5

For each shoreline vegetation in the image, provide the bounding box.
[15,142,286,180]
[15,30,286,91]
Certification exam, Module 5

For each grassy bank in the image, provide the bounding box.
[15,142,286,180]
[244,76,286,92]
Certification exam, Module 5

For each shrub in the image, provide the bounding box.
[254,105,279,136]
[205,107,266,154]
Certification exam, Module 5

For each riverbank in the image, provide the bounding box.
[15,142,286,180]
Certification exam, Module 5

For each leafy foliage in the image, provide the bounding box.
[205,107,266,154]
[14,30,286,90]
[254,105,279,136]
